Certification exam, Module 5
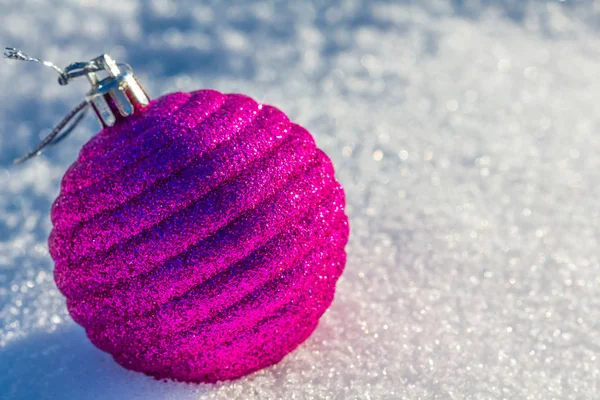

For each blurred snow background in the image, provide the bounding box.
[1,0,600,399]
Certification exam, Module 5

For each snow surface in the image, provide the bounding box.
[1,0,600,399]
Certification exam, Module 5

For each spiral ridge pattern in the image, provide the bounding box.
[49,90,349,383]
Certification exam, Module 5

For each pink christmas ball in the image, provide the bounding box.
[49,90,349,382]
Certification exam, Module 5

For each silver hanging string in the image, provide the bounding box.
[5,47,150,164]
[3,47,107,86]
[4,47,68,82]
[4,47,96,163]
[13,101,89,164]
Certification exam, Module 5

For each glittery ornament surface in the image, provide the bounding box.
[49,90,349,382]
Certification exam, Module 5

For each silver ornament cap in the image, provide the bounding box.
[83,54,150,127]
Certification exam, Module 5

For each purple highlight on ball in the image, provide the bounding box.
[49,90,349,383]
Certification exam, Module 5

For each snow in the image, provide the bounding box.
[1,1,600,399]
